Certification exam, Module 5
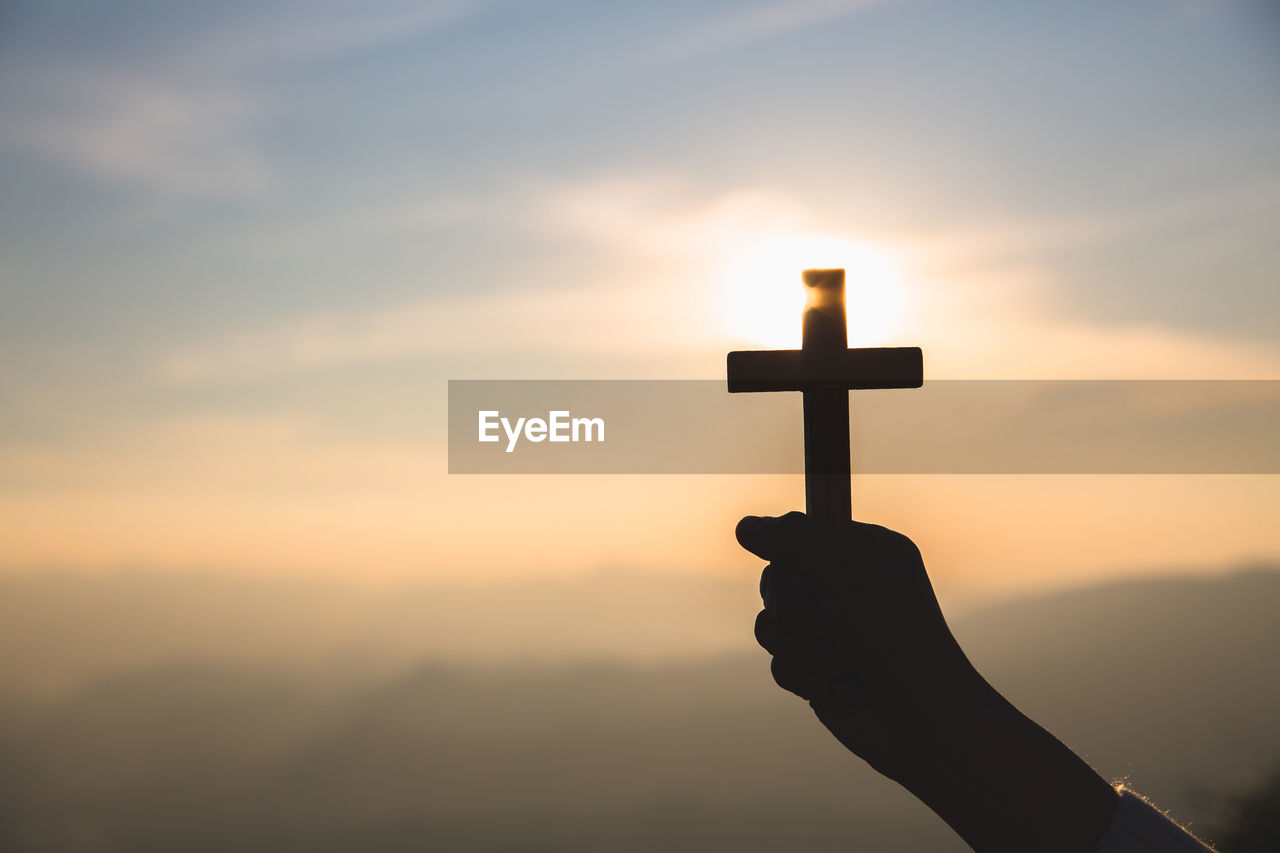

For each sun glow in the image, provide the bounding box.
[719,234,907,348]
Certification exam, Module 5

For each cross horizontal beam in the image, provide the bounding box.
[727,346,924,393]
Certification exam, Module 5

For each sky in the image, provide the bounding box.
[0,0,1278,596]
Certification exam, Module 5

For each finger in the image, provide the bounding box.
[743,515,873,593]
[756,589,825,656]
[736,514,776,560]
[766,579,872,677]
[761,560,823,611]
[770,654,839,702]
[754,608,777,654]
[742,513,902,563]
[736,512,811,562]
[767,565,824,629]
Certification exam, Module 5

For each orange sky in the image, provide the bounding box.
[1,0,1277,597]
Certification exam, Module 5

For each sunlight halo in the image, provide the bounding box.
[716,233,907,349]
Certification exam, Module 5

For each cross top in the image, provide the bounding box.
[726,268,923,522]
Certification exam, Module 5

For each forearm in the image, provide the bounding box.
[878,672,1120,853]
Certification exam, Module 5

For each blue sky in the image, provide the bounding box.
[4,0,1277,350]
[1,0,1277,583]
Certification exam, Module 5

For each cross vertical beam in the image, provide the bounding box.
[800,269,852,523]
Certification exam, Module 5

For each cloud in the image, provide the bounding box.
[656,0,893,60]
[150,178,819,384]
[170,0,477,75]
[533,175,811,258]
[147,175,1280,384]
[2,70,270,198]
[907,263,1280,378]
[0,1,479,197]
[899,174,1280,274]
[155,282,699,385]
[528,177,1280,378]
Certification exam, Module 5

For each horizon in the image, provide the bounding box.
[3,558,1277,702]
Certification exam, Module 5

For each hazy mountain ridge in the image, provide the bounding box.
[3,565,1276,696]
[954,568,1280,814]
[1,568,1277,851]
[0,569,765,696]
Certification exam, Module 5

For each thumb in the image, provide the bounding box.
[736,512,812,561]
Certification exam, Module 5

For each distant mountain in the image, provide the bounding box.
[0,569,763,695]
[0,568,1277,852]
[3,565,1276,698]
[952,569,1280,818]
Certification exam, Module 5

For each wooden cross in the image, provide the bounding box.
[726,268,923,522]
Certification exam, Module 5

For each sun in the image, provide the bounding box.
[718,234,907,349]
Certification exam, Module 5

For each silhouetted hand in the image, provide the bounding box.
[738,511,975,774]
[738,511,1121,853]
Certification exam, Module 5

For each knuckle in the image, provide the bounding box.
[886,531,922,561]
[770,656,805,696]
[754,609,776,652]
[771,656,827,701]
[774,511,810,542]
[859,523,922,560]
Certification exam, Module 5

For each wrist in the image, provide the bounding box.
[810,657,998,784]
[872,671,1120,853]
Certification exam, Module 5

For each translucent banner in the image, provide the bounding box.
[448,380,1280,474]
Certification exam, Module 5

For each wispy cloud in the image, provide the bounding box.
[148,175,1280,384]
[152,178,825,383]
[168,0,477,76]
[3,70,270,197]
[656,0,894,60]
[155,280,700,385]
[535,177,1280,377]
[0,0,480,197]
[899,174,1280,274]
[533,175,811,258]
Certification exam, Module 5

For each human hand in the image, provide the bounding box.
[737,511,982,778]
[738,511,1120,853]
